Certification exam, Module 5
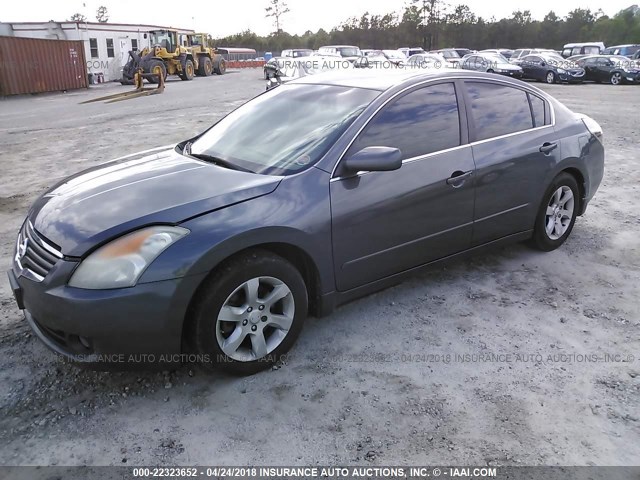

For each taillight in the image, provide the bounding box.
[578,114,603,143]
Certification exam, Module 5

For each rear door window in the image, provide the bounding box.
[465,82,535,141]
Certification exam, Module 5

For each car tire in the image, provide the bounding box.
[180,59,195,81]
[487,69,494,74]
[610,72,622,85]
[190,250,308,375]
[545,71,556,84]
[198,57,213,76]
[529,172,579,251]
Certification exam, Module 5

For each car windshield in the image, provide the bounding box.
[440,50,460,59]
[383,50,405,60]
[338,47,361,57]
[191,84,378,175]
[292,50,312,57]
[484,53,508,63]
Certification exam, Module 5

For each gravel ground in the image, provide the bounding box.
[0,69,638,466]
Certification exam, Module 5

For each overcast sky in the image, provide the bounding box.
[1,0,635,37]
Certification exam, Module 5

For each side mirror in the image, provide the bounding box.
[343,146,402,173]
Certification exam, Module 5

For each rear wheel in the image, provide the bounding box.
[190,250,307,375]
[610,72,622,85]
[180,59,195,81]
[198,57,213,76]
[146,60,167,84]
[529,173,579,251]
[545,71,556,84]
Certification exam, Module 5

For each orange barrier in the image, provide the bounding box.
[225,60,266,69]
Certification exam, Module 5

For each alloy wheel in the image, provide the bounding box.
[546,72,555,84]
[215,276,294,362]
[611,72,621,85]
[545,186,575,240]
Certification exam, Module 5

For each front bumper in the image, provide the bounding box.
[8,264,206,368]
[622,72,640,84]
[496,70,523,78]
[558,71,585,83]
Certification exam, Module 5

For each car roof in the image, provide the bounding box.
[288,69,528,92]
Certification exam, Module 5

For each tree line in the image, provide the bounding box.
[212,2,640,53]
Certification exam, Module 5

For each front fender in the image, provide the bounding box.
[139,167,335,293]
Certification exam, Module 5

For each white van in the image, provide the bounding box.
[561,42,605,58]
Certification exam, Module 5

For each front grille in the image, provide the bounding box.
[15,221,62,281]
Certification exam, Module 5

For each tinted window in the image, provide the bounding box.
[348,83,461,160]
[192,84,379,175]
[465,82,534,141]
[529,94,546,127]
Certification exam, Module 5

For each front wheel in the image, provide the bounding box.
[545,71,556,84]
[190,250,307,375]
[529,173,579,251]
[180,59,195,81]
[610,72,622,85]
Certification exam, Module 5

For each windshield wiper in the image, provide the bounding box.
[183,142,253,173]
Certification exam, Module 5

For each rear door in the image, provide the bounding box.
[581,57,597,81]
[462,80,560,245]
[596,57,614,81]
[330,81,475,291]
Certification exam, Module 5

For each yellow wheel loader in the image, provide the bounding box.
[188,33,227,76]
[121,29,196,84]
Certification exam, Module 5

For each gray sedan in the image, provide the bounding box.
[9,70,604,375]
[461,52,523,78]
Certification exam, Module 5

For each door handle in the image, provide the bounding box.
[446,170,473,187]
[539,142,558,154]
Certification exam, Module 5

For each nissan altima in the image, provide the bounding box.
[8,70,604,375]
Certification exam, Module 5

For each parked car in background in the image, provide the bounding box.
[362,50,391,67]
[461,52,523,77]
[10,69,604,375]
[318,45,368,67]
[405,53,453,69]
[481,49,514,60]
[382,49,407,66]
[453,48,472,57]
[398,47,426,57]
[431,48,462,66]
[561,42,604,58]
[566,54,592,63]
[520,53,585,83]
[601,44,640,58]
[280,49,313,58]
[577,55,640,85]
[511,48,556,63]
[633,50,640,60]
[265,56,355,89]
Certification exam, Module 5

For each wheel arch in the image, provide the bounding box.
[559,166,586,215]
[180,242,325,353]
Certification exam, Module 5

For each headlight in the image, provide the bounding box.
[557,68,567,74]
[68,226,189,289]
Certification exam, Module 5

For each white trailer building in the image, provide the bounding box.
[0,21,195,82]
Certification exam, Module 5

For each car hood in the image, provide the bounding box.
[29,146,281,257]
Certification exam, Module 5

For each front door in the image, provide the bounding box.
[330,82,475,291]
